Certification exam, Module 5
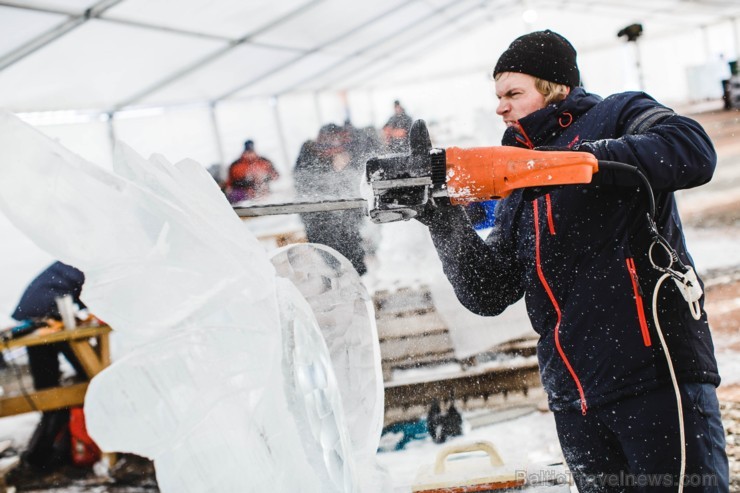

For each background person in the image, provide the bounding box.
[9,261,87,471]
[382,100,413,153]
[224,139,279,204]
[294,123,370,275]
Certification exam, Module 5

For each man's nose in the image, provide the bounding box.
[496,100,508,116]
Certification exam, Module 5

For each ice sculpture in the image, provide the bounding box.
[0,111,385,492]
[270,245,385,473]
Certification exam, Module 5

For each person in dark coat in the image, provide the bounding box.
[294,123,372,275]
[382,100,413,152]
[418,30,728,492]
[425,399,444,443]
[11,261,87,470]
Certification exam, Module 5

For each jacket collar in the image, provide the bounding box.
[502,87,602,148]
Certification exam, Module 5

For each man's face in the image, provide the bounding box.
[495,72,546,127]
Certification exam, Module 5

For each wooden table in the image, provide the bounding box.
[0,325,112,417]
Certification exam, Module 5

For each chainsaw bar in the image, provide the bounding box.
[233,198,367,217]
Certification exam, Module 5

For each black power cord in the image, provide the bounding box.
[597,160,655,218]
[597,159,701,492]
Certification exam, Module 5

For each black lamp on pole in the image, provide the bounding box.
[618,23,645,90]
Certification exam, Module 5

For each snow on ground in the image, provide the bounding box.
[377,404,565,492]
[0,413,41,450]
[0,405,566,492]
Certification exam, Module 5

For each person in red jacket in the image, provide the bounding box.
[224,140,279,204]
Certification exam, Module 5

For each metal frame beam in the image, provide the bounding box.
[0,0,320,45]
[2,0,739,114]
[275,0,485,96]
[111,0,324,110]
[0,0,125,71]
[213,0,422,102]
[314,0,515,93]
[343,9,725,92]
[535,0,740,25]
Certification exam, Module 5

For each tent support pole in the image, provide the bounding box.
[272,97,291,171]
[368,89,377,127]
[701,25,712,61]
[313,92,324,125]
[106,112,116,160]
[209,102,226,170]
[0,0,125,72]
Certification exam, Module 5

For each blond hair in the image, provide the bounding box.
[534,78,570,105]
[493,73,571,106]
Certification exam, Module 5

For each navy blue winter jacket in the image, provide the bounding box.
[13,261,85,321]
[428,88,720,413]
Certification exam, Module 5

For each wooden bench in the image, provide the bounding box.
[0,325,112,417]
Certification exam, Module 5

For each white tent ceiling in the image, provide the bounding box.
[2,0,739,114]
[1,0,739,173]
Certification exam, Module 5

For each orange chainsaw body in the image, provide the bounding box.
[444,146,599,205]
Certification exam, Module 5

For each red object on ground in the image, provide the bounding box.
[69,407,101,467]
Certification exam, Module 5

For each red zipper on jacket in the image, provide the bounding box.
[513,122,535,149]
[533,200,587,415]
[545,194,556,235]
[625,257,652,347]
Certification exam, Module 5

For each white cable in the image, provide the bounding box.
[689,298,701,321]
[648,242,702,322]
[652,273,685,493]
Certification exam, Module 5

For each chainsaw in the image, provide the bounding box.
[233,119,598,223]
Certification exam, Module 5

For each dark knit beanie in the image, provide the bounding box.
[493,30,580,87]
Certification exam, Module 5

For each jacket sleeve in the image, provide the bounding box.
[581,92,716,191]
[426,200,525,316]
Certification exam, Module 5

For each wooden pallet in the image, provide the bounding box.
[374,287,456,380]
[374,285,541,415]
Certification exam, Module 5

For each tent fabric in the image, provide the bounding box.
[1,0,739,114]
